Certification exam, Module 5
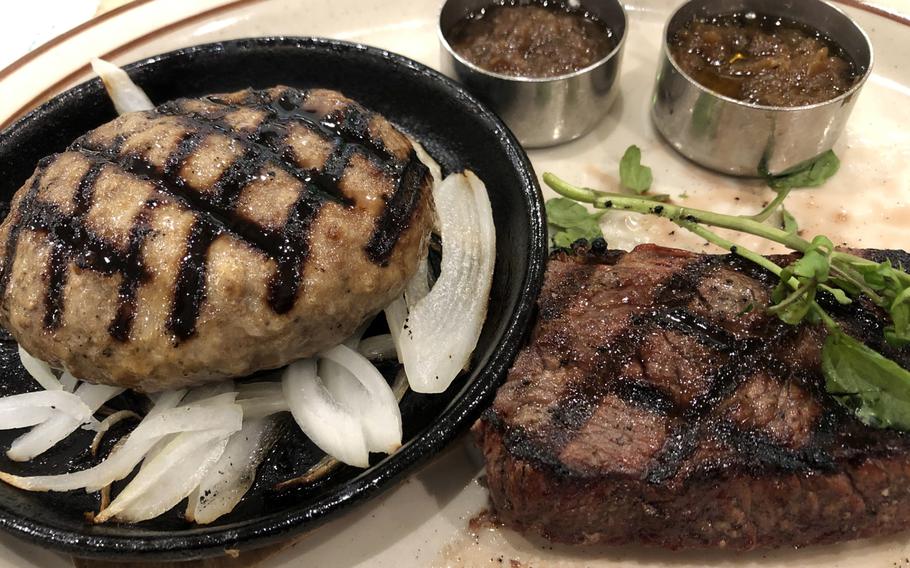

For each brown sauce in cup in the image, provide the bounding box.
[447,1,616,78]
[670,12,858,107]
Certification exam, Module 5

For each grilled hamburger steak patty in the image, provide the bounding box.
[0,86,434,392]
[475,242,910,549]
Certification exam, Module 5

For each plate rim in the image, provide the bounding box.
[0,35,547,561]
[1,1,908,132]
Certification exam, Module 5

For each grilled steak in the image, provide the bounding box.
[474,242,910,549]
[0,87,433,391]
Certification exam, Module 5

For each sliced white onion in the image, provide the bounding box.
[17,346,61,391]
[319,345,401,454]
[7,383,122,461]
[391,369,410,401]
[180,381,235,406]
[0,408,56,429]
[91,58,154,115]
[75,383,123,409]
[187,416,281,524]
[141,388,233,470]
[384,296,408,363]
[282,359,369,468]
[343,316,375,349]
[96,428,235,523]
[357,334,398,362]
[0,391,91,421]
[147,389,187,415]
[0,404,242,492]
[405,254,432,306]
[236,381,282,400]
[58,372,78,393]
[135,389,187,466]
[274,369,411,490]
[409,137,443,189]
[237,382,288,419]
[238,396,288,420]
[392,171,495,393]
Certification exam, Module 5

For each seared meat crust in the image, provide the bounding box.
[0,87,433,391]
[475,242,910,549]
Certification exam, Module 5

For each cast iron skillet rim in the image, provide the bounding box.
[0,36,546,560]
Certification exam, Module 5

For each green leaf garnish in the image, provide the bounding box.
[823,331,910,429]
[619,145,653,194]
[781,206,799,234]
[885,288,910,347]
[767,150,840,190]
[768,236,835,323]
[791,236,834,281]
[769,271,816,325]
[545,197,604,249]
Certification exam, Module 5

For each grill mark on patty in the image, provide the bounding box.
[42,161,106,329]
[108,207,153,341]
[0,157,54,302]
[207,87,395,164]
[69,144,253,241]
[201,88,429,266]
[73,126,330,338]
[318,97,398,163]
[8,87,429,344]
[267,191,323,314]
[365,151,430,265]
[212,147,261,211]
[159,101,351,206]
[21,200,152,339]
[168,218,218,340]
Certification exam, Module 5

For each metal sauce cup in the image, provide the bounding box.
[651,0,873,176]
[438,0,627,148]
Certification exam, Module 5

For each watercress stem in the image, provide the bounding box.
[675,220,784,278]
[829,264,885,305]
[749,187,792,223]
[544,173,812,253]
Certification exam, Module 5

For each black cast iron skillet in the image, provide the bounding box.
[0,37,546,561]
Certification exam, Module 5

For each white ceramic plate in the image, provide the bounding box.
[1,1,909,566]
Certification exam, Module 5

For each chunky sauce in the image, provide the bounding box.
[670,12,858,107]
[448,1,616,78]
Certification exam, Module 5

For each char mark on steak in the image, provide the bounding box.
[475,242,910,549]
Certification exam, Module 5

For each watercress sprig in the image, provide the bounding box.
[543,171,910,429]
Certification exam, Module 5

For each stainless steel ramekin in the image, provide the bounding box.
[438,0,627,148]
[651,0,873,176]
